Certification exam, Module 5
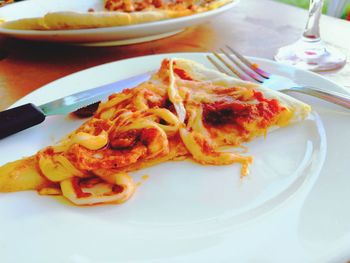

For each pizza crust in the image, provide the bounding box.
[0,17,47,30]
[0,0,233,30]
[0,11,171,30]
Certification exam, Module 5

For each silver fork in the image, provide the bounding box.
[207,45,350,109]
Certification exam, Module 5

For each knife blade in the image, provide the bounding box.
[0,72,151,139]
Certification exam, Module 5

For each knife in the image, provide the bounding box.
[0,72,151,139]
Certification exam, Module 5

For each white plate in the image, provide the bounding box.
[0,0,238,45]
[1,53,350,263]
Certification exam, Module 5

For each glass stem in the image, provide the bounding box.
[302,0,323,42]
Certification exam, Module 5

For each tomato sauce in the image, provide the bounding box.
[203,91,284,132]
[173,68,193,81]
[203,100,251,134]
[112,184,124,194]
[72,177,91,198]
[161,59,193,81]
[141,128,158,146]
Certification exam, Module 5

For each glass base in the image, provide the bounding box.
[275,39,347,72]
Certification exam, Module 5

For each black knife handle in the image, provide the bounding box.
[0,103,46,139]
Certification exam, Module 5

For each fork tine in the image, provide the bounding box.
[219,48,265,83]
[212,51,251,82]
[206,55,232,77]
[225,45,270,79]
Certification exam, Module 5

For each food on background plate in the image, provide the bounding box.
[0,0,233,30]
[0,58,311,206]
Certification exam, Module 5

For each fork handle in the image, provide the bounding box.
[286,86,350,110]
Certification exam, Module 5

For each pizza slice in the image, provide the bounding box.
[0,58,311,206]
[0,0,232,30]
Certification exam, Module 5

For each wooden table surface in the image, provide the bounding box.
[0,0,349,110]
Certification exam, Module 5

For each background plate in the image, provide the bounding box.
[1,53,350,262]
[0,0,238,44]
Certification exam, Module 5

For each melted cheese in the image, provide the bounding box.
[168,59,186,123]
[38,154,84,182]
[72,131,108,150]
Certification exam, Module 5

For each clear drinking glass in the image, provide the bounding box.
[275,0,347,71]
